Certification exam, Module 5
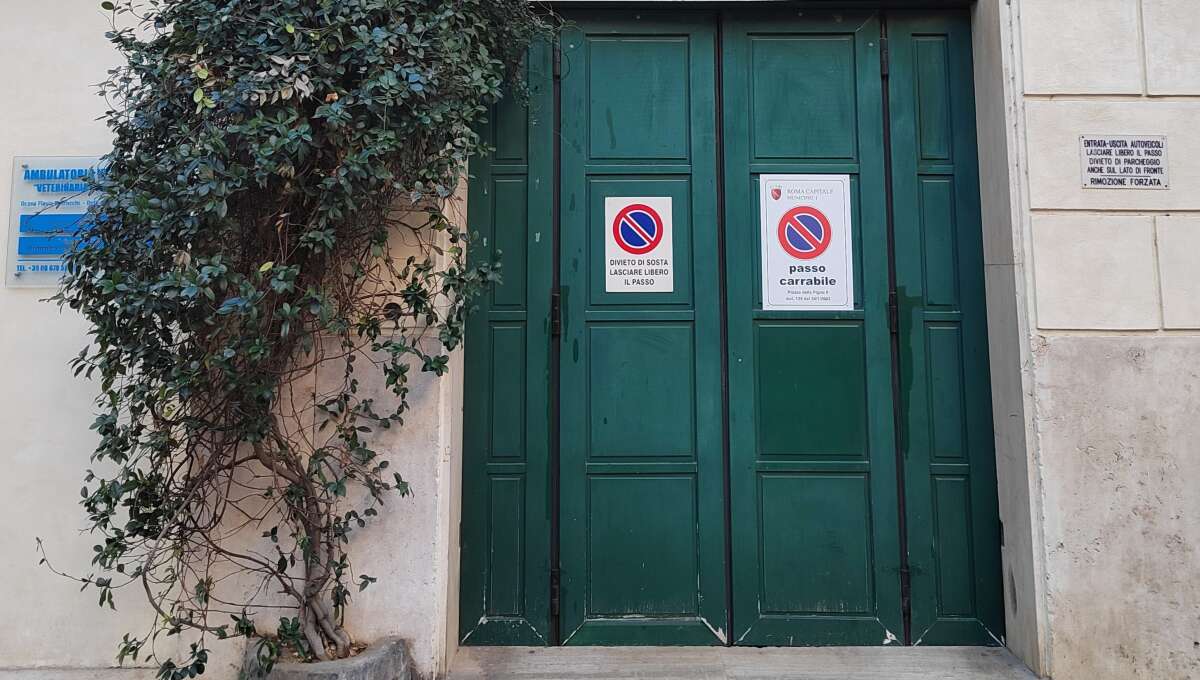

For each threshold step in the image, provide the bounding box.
[448,646,1039,680]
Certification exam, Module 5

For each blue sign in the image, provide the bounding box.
[6,156,102,288]
[19,213,88,233]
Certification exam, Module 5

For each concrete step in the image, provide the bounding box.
[448,646,1039,680]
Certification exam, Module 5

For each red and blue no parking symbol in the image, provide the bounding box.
[777,206,833,260]
[613,203,665,255]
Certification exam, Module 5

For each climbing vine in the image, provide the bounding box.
[46,0,548,675]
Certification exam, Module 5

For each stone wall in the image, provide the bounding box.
[1005,1,1200,677]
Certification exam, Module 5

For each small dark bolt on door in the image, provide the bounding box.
[460,7,1003,649]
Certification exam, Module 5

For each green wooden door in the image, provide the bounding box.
[557,12,727,645]
[459,44,556,646]
[886,12,1005,645]
[461,7,1003,649]
[721,10,905,646]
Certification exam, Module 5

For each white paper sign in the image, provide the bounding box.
[604,196,674,293]
[6,156,103,288]
[759,174,853,311]
[1080,134,1169,189]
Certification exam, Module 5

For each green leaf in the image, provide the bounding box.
[285,23,295,34]
[259,261,274,273]
[101,1,115,10]
[192,87,204,103]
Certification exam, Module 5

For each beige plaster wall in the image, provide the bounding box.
[0,2,165,673]
[0,2,462,678]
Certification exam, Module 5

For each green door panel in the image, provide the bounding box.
[748,36,859,161]
[721,10,905,646]
[558,12,727,645]
[586,38,690,161]
[886,11,1005,645]
[759,474,875,614]
[588,323,696,457]
[755,322,870,458]
[459,43,555,645]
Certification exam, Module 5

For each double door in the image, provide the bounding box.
[461,8,1002,648]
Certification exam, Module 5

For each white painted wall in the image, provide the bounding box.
[0,2,463,678]
[0,1,160,674]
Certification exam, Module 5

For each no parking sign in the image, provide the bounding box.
[759,175,854,310]
[604,196,674,292]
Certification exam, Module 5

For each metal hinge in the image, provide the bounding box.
[550,290,562,338]
[550,568,561,617]
[887,290,899,336]
[880,36,890,77]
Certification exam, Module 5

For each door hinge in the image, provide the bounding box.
[880,36,890,78]
[887,290,899,336]
[550,290,562,338]
[550,568,562,617]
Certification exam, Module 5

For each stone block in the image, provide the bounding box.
[1031,214,1159,329]
[1157,216,1200,328]
[1143,0,1200,94]
[1025,100,1200,211]
[1020,0,1143,95]
[1034,335,1200,680]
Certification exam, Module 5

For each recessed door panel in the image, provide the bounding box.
[587,37,691,161]
[587,475,700,615]
[759,473,875,614]
[755,322,870,459]
[749,35,859,160]
[588,324,696,458]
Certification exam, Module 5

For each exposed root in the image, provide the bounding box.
[310,599,352,658]
[301,607,330,661]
